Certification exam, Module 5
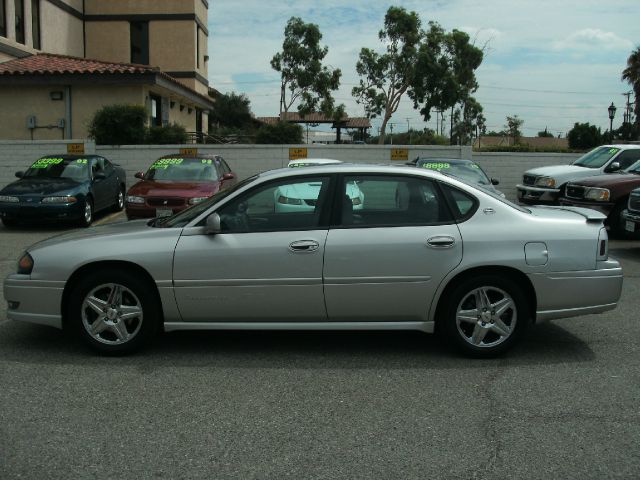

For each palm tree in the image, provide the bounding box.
[622,47,640,129]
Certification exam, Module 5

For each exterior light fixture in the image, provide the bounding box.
[608,102,617,143]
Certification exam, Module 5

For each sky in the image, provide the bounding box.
[208,0,639,138]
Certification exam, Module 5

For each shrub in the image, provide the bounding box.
[255,121,303,144]
[88,104,148,145]
[567,122,603,149]
[146,123,188,144]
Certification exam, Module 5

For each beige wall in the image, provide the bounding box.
[145,87,198,132]
[40,1,84,57]
[85,0,198,15]
[149,21,195,71]
[196,24,208,78]
[85,21,130,63]
[0,86,67,140]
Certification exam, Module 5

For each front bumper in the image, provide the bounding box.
[125,203,189,220]
[622,209,640,232]
[0,201,84,222]
[528,259,623,322]
[516,185,560,205]
[4,275,65,328]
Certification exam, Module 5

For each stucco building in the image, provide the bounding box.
[0,0,212,140]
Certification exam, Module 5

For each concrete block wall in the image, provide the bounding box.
[0,140,96,187]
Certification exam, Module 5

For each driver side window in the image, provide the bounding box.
[217,176,331,233]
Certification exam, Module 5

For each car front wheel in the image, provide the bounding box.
[113,186,125,212]
[68,269,160,354]
[441,274,529,357]
[79,197,93,227]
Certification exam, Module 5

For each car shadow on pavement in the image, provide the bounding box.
[0,320,594,369]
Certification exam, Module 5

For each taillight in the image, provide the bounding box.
[597,227,608,261]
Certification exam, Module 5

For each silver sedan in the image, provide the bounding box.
[4,164,623,356]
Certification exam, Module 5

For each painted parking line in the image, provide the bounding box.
[94,211,126,226]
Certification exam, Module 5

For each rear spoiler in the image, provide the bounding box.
[535,205,607,222]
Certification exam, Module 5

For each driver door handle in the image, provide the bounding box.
[289,240,320,253]
[427,235,456,249]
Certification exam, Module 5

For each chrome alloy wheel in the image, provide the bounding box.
[117,189,124,209]
[455,286,517,348]
[81,283,143,345]
[84,201,93,224]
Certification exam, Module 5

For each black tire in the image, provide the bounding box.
[79,197,93,227]
[2,218,18,228]
[113,186,125,212]
[67,269,161,355]
[440,274,530,358]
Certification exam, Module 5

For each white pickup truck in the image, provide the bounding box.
[516,144,640,205]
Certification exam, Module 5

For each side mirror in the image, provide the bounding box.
[15,171,24,178]
[491,178,500,185]
[205,213,222,234]
[222,173,235,181]
[606,161,621,172]
[134,172,145,179]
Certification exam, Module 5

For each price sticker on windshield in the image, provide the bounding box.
[422,162,450,170]
[150,158,184,170]
[391,149,409,161]
[31,157,64,169]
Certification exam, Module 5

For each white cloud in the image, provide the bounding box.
[553,29,633,51]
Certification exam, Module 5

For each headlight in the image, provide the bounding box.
[277,195,302,205]
[126,196,145,204]
[42,196,77,203]
[0,195,20,203]
[17,252,34,275]
[584,188,611,202]
[534,177,556,188]
[188,197,209,205]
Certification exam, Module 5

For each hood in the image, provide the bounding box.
[568,173,640,189]
[127,180,218,198]
[1,177,84,196]
[27,219,179,252]
[523,164,607,186]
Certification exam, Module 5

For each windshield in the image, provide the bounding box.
[155,175,258,228]
[573,147,620,169]
[145,157,219,181]
[23,157,89,181]
[417,160,491,185]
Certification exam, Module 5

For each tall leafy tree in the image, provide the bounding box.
[451,96,485,145]
[409,24,483,143]
[271,17,342,118]
[504,115,524,144]
[352,7,422,144]
[622,46,640,133]
[209,92,254,129]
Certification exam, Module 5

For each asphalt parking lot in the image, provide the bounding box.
[1,215,639,479]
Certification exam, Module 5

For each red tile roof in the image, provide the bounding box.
[0,53,156,75]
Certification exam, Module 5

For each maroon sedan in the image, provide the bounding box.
[125,154,236,220]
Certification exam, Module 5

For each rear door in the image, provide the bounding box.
[323,174,464,322]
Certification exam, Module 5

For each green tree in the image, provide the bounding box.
[409,24,484,144]
[622,46,640,133]
[88,104,147,145]
[352,7,423,144]
[538,128,554,138]
[271,17,342,117]
[567,122,603,149]
[504,115,524,144]
[451,96,485,145]
[255,122,303,144]
[146,123,188,144]
[209,92,255,130]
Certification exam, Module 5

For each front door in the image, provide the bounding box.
[323,174,463,322]
[172,175,333,322]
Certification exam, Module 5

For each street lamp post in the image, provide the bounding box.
[608,102,617,143]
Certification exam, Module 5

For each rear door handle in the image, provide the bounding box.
[427,235,456,249]
[289,240,320,253]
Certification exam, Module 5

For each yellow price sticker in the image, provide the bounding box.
[67,143,85,154]
[390,148,409,161]
[289,148,308,160]
[180,148,198,156]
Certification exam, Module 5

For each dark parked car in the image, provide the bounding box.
[125,154,237,220]
[406,157,505,197]
[559,160,640,237]
[0,154,125,227]
[622,188,640,235]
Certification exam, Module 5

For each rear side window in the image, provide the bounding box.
[616,150,640,171]
[440,183,478,221]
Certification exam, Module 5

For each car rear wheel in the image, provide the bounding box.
[441,275,529,357]
[68,269,160,355]
[1,218,18,228]
[113,186,125,212]
[79,197,93,227]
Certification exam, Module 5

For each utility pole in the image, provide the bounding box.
[622,91,633,125]
[406,118,411,145]
[389,123,394,146]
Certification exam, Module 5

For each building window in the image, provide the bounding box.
[31,0,40,49]
[130,21,149,64]
[196,27,200,68]
[1,1,6,37]
[150,95,162,126]
[14,0,24,44]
